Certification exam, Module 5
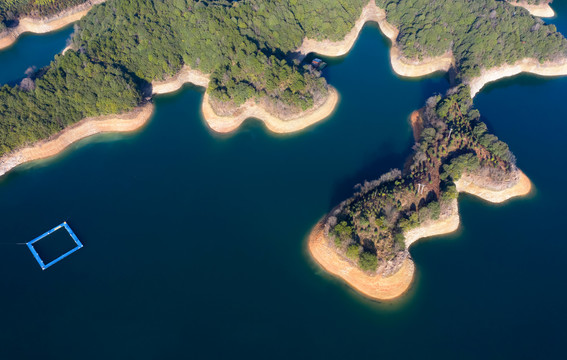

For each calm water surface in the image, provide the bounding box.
[0,12,566,360]
[0,25,73,86]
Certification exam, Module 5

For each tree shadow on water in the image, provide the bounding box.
[328,138,414,211]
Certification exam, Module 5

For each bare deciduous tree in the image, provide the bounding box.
[20,78,35,91]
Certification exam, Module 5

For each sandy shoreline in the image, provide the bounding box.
[1,0,552,177]
[308,168,532,300]
[0,103,154,178]
[307,200,458,301]
[508,1,555,18]
[151,65,338,133]
[456,170,532,203]
[4,0,560,176]
[404,200,461,248]
[202,88,339,134]
[467,1,565,98]
[295,2,385,59]
[296,1,453,78]
[0,70,337,177]
[151,66,210,94]
[0,0,543,298]
[0,0,105,50]
[469,58,567,98]
[308,220,416,301]
[297,1,564,96]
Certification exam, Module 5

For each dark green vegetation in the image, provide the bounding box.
[0,0,88,32]
[377,0,567,80]
[3,17,567,356]
[0,0,565,160]
[74,0,369,111]
[0,52,140,154]
[0,0,369,156]
[327,85,518,272]
[322,0,566,272]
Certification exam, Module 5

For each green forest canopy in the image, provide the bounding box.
[377,0,566,79]
[0,0,566,159]
[0,0,90,32]
[328,84,518,271]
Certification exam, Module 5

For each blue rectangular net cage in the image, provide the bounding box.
[26,222,83,270]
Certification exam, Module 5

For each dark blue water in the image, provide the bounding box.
[0,25,74,86]
[0,11,566,360]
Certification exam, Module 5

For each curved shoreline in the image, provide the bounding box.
[0,0,368,177]
[297,1,565,97]
[0,103,154,178]
[151,65,338,133]
[0,0,543,297]
[308,220,416,301]
[508,1,555,18]
[404,200,461,248]
[151,66,210,94]
[4,0,562,177]
[307,169,531,301]
[296,1,454,78]
[468,58,567,98]
[308,200,458,301]
[295,2,386,59]
[468,0,565,98]
[0,71,337,177]
[0,0,106,51]
[202,87,339,134]
[456,170,532,203]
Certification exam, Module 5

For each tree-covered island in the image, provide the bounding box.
[312,84,530,295]
[0,0,565,297]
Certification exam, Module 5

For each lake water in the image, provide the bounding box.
[0,25,74,86]
[0,10,566,360]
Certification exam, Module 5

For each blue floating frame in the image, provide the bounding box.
[26,222,83,270]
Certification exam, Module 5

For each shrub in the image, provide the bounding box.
[359,251,378,272]
[346,244,361,260]
[332,221,353,246]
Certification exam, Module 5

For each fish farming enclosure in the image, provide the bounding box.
[26,222,83,270]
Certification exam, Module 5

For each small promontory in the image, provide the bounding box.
[308,85,532,300]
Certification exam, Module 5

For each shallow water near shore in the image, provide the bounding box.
[0,17,567,360]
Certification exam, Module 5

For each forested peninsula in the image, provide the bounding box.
[0,0,566,297]
[309,86,533,300]
[309,0,564,300]
[1,0,566,158]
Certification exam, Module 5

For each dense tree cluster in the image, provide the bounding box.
[327,85,518,272]
[0,0,566,160]
[324,0,564,273]
[0,52,141,155]
[0,0,368,156]
[376,0,567,80]
[74,0,365,111]
[0,0,88,32]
